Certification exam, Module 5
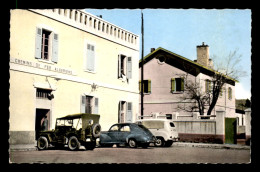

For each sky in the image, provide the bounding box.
[85,9,251,100]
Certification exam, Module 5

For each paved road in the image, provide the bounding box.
[9,146,250,164]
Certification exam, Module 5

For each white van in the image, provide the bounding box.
[136,119,179,147]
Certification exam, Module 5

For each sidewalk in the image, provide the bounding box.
[9,142,250,151]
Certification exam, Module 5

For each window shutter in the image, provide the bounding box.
[209,80,212,92]
[87,44,95,71]
[205,80,209,92]
[35,27,42,59]
[171,78,175,92]
[126,102,132,122]
[148,80,151,93]
[181,77,184,91]
[118,101,122,123]
[94,97,99,114]
[118,54,121,78]
[127,56,132,79]
[80,95,86,113]
[52,33,59,63]
[139,80,141,92]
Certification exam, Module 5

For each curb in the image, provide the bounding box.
[172,142,250,150]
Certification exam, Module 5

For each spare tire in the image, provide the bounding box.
[92,123,101,138]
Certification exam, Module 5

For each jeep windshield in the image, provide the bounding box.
[56,118,82,130]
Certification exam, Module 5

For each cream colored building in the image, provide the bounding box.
[9,9,140,144]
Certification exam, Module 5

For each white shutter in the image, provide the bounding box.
[80,95,86,113]
[127,56,132,79]
[118,101,122,123]
[118,54,121,78]
[87,44,95,71]
[126,102,132,122]
[52,33,59,63]
[94,97,99,114]
[35,27,42,59]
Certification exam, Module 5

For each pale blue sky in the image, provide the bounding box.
[85,9,251,99]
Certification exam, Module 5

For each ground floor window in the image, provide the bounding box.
[81,95,99,114]
[118,101,132,123]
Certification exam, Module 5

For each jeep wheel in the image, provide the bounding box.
[37,136,48,150]
[155,137,165,147]
[128,139,137,148]
[68,136,80,151]
[92,123,101,138]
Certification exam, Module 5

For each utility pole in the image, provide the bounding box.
[141,10,144,119]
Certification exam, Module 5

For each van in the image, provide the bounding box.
[136,119,179,147]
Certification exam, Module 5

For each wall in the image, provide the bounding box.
[9,10,139,144]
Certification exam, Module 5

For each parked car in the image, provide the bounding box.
[37,113,101,151]
[99,123,156,148]
[136,119,179,147]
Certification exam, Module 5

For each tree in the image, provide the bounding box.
[178,50,247,117]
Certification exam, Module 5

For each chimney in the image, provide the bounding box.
[196,42,210,67]
[151,48,155,53]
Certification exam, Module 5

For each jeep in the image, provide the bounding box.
[136,119,179,147]
[37,113,101,151]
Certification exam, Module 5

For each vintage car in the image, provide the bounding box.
[37,113,101,151]
[99,123,156,148]
[136,119,179,147]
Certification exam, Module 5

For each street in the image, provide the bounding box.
[9,145,250,164]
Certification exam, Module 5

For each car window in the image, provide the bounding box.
[142,121,164,129]
[110,125,119,131]
[170,122,175,127]
[120,126,130,132]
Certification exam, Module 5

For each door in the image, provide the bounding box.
[118,125,131,143]
[225,118,237,144]
[107,124,120,143]
[35,109,50,139]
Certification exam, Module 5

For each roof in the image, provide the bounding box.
[57,113,100,120]
[139,47,238,83]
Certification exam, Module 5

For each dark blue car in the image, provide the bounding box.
[99,123,156,148]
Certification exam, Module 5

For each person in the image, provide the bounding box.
[41,116,48,131]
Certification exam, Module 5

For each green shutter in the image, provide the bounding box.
[139,80,141,93]
[148,80,151,93]
[181,77,184,91]
[171,78,175,92]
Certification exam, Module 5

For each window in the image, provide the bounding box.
[36,88,52,100]
[80,95,99,114]
[110,125,119,131]
[205,79,212,93]
[171,78,184,92]
[118,101,132,123]
[228,87,232,100]
[85,43,96,72]
[35,27,58,63]
[118,54,132,79]
[139,80,151,94]
[120,126,130,132]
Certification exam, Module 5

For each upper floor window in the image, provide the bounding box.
[139,80,151,94]
[228,87,232,100]
[35,27,58,63]
[205,79,212,93]
[85,43,96,72]
[118,54,132,79]
[171,78,184,93]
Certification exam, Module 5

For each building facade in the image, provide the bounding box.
[9,9,139,144]
[139,45,236,119]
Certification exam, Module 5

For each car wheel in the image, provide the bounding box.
[85,142,96,150]
[37,136,49,150]
[155,137,165,147]
[68,136,80,151]
[92,123,101,138]
[164,140,173,147]
[128,139,137,148]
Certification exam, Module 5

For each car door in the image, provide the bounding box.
[107,124,120,143]
[117,125,131,143]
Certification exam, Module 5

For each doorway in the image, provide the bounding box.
[225,118,237,144]
[35,109,50,139]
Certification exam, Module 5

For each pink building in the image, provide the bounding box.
[139,44,236,119]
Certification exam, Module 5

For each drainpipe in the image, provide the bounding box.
[141,10,144,119]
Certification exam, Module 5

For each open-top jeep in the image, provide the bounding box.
[37,113,101,151]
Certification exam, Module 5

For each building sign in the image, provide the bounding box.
[10,57,75,75]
